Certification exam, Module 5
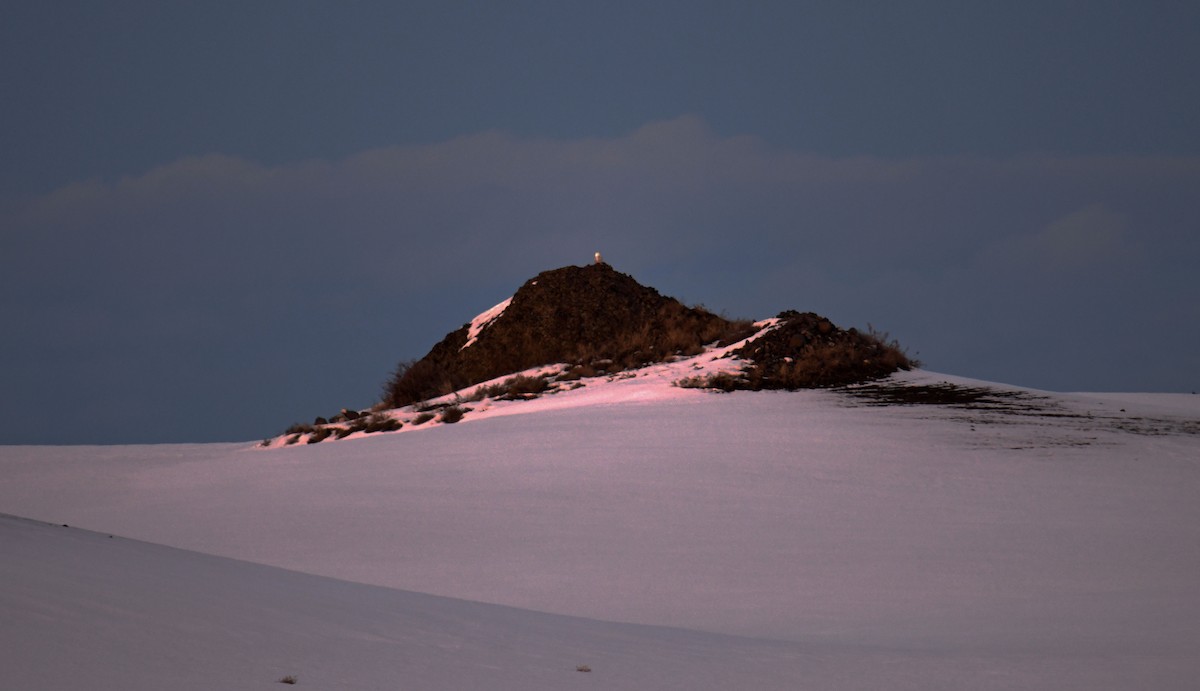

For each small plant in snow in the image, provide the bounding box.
[306,426,333,444]
[439,405,466,424]
[362,413,402,433]
[674,371,742,392]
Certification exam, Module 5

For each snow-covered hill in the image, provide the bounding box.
[2,513,814,690]
[3,369,1199,689]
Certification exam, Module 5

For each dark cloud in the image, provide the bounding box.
[3,118,1198,443]
[6,3,1200,202]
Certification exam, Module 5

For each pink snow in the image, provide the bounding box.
[3,364,1199,690]
[460,296,512,351]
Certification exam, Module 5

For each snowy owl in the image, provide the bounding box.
[594,251,603,265]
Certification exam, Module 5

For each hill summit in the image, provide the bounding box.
[380,262,914,409]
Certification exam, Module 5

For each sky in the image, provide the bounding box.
[2,1,1198,444]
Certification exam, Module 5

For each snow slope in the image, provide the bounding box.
[2,369,1199,689]
[460,296,512,351]
[1,513,812,690]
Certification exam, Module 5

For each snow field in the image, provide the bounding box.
[2,371,1199,689]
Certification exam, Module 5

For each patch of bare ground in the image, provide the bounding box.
[838,380,1200,446]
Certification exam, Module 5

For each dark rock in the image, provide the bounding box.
[378,264,913,406]
[382,264,748,407]
[735,312,914,388]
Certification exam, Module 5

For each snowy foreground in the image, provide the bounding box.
[3,369,1199,690]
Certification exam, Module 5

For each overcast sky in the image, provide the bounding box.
[3,1,1198,444]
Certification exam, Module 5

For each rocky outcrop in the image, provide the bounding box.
[736,311,914,389]
[382,263,751,407]
[381,264,914,408]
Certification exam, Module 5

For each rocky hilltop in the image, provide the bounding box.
[382,262,913,407]
[273,262,914,444]
[381,263,751,408]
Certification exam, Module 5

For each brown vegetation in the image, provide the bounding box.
[734,312,917,390]
[381,264,756,409]
[275,264,917,443]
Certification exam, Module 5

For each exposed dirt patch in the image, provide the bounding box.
[837,380,1200,446]
[1107,416,1200,437]
[838,382,1053,411]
